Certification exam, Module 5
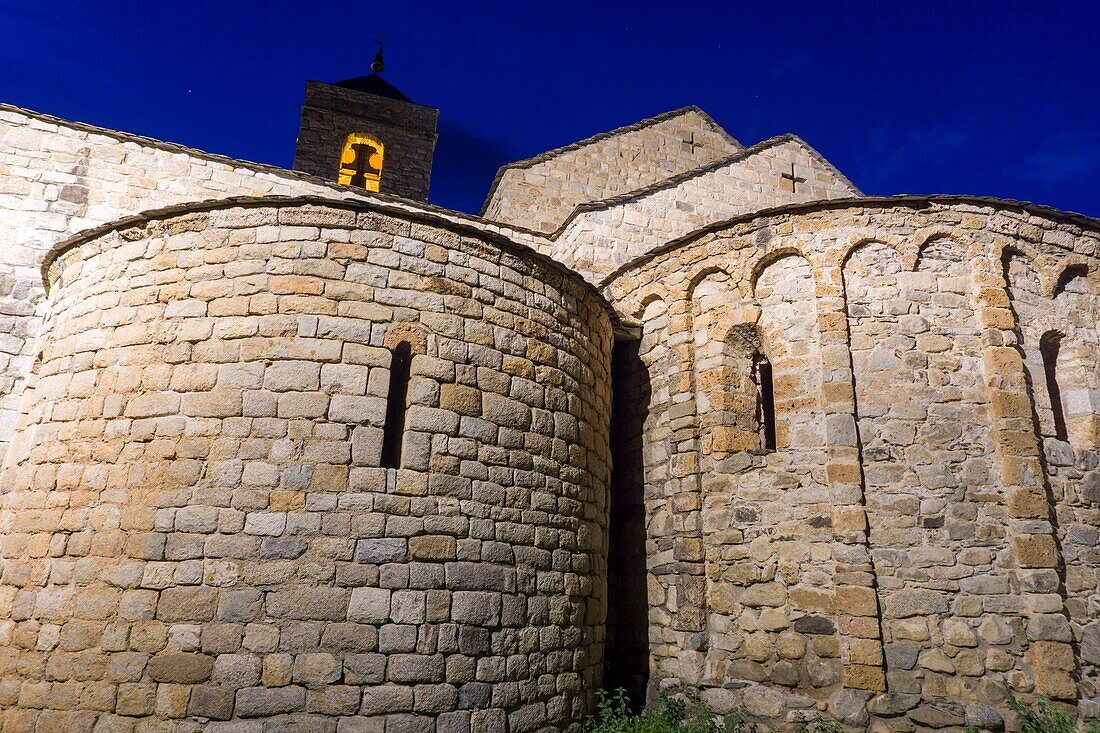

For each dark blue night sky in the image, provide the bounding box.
[2,1,1098,217]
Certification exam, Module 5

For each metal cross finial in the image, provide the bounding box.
[780,162,805,193]
[371,32,386,73]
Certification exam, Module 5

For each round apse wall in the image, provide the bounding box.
[0,199,614,732]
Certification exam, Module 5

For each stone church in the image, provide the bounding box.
[0,58,1097,733]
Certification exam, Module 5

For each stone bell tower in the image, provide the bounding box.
[293,39,439,201]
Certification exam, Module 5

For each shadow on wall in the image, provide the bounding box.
[605,339,652,706]
[429,122,516,213]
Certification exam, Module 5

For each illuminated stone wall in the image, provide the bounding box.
[0,104,529,472]
[481,107,742,234]
[5,92,1100,733]
[604,199,1100,731]
[552,137,859,283]
[0,199,613,731]
[0,105,349,464]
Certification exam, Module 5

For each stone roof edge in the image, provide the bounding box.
[40,194,621,331]
[598,194,1100,289]
[1,102,547,242]
[1,102,357,191]
[546,133,864,239]
[304,79,442,115]
[477,105,741,218]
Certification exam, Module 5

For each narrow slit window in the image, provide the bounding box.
[1041,332,1068,441]
[755,356,777,451]
[381,341,412,468]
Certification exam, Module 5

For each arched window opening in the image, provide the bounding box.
[1054,265,1089,298]
[338,133,384,191]
[1041,332,1068,442]
[381,341,412,468]
[754,355,777,452]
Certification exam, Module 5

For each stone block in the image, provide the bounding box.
[147,653,214,684]
[836,585,877,616]
[942,619,978,647]
[348,588,391,624]
[293,653,342,687]
[1027,613,1072,642]
[481,393,530,430]
[337,717,385,733]
[244,512,287,537]
[188,685,235,720]
[830,689,872,726]
[157,587,218,622]
[309,685,362,716]
[741,685,783,718]
[742,582,785,608]
[1014,534,1058,568]
[235,685,306,717]
[116,682,157,716]
[868,692,920,716]
[440,384,481,416]
[844,664,886,691]
[883,590,948,618]
[357,538,407,564]
[909,702,965,728]
[451,592,500,626]
[1034,670,1077,699]
[792,615,836,635]
[409,535,457,562]
[1029,641,1075,671]
[261,537,308,560]
[218,588,263,623]
[387,654,447,684]
[965,703,1004,731]
[446,562,506,591]
[267,587,349,621]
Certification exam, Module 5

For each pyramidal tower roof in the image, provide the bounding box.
[332,74,412,103]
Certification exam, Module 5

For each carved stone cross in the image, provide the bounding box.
[780,162,805,193]
[682,133,704,154]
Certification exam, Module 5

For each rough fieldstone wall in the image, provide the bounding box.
[482,109,742,234]
[552,138,860,281]
[684,255,850,717]
[1004,250,1100,714]
[293,82,439,201]
[604,200,1100,731]
[845,238,1013,715]
[0,200,613,732]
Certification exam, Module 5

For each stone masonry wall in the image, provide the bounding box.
[552,137,859,282]
[844,238,1012,713]
[0,199,614,732]
[0,105,350,463]
[1004,249,1100,713]
[0,105,539,468]
[481,108,742,234]
[603,199,1100,731]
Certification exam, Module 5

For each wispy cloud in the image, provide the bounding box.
[1009,132,1100,185]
